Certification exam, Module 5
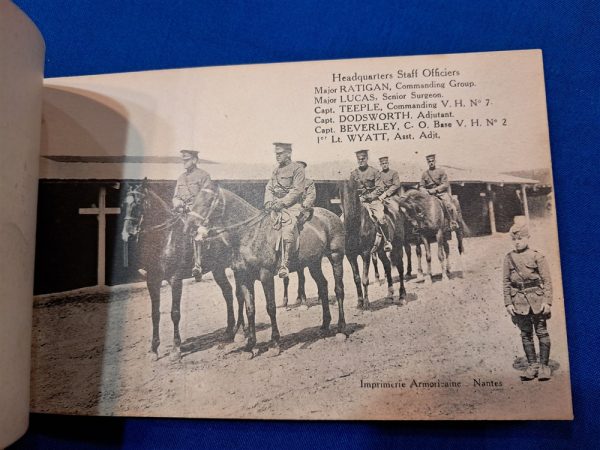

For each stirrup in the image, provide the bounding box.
[383,241,393,252]
[192,267,202,282]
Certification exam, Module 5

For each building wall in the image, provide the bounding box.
[35,179,527,294]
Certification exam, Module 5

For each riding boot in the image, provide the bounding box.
[278,242,293,279]
[379,222,393,252]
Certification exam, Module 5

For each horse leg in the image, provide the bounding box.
[308,262,331,331]
[392,246,407,305]
[169,276,183,360]
[455,228,465,276]
[147,275,162,359]
[415,243,424,282]
[443,237,451,277]
[279,276,289,308]
[422,235,433,285]
[296,268,307,305]
[437,229,449,282]
[233,275,247,338]
[377,248,394,300]
[260,269,281,356]
[371,253,383,285]
[212,267,235,341]
[348,254,364,308]
[404,241,413,278]
[328,253,346,335]
[361,252,371,310]
[239,275,257,353]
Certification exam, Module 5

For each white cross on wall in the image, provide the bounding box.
[79,186,121,287]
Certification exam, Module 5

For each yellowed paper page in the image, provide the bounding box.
[32,49,570,420]
[0,1,44,446]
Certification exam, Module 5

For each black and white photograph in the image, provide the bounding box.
[27,50,571,420]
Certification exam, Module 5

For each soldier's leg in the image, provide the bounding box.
[513,313,538,380]
[533,313,551,380]
[373,201,392,251]
[441,193,459,229]
[279,206,301,278]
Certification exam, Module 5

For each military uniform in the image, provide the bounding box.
[350,165,385,223]
[379,168,401,199]
[419,159,458,228]
[264,160,305,242]
[173,166,213,207]
[302,178,316,208]
[503,222,553,380]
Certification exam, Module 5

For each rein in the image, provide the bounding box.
[199,210,268,242]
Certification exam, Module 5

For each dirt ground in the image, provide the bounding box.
[30,217,572,420]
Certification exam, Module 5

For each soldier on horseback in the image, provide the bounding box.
[172,149,215,280]
[377,156,401,201]
[419,153,459,230]
[263,142,306,279]
[350,149,392,252]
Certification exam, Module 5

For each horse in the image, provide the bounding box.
[188,186,347,355]
[120,181,245,360]
[339,179,407,310]
[280,269,307,308]
[398,188,465,284]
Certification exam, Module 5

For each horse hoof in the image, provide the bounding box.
[387,288,394,299]
[170,348,182,362]
[335,332,348,342]
[242,350,256,360]
[148,351,159,362]
[425,277,433,286]
[299,304,309,311]
[265,345,281,358]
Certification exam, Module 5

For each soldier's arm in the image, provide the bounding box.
[280,165,305,207]
[502,255,513,306]
[303,181,316,208]
[536,252,553,305]
[434,170,450,193]
[264,176,275,205]
[418,172,428,188]
[371,170,385,198]
[173,176,185,207]
[384,171,401,197]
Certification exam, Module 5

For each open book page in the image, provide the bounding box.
[0,0,44,446]
[32,50,571,419]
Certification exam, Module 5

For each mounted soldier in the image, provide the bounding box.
[419,153,459,230]
[378,156,401,201]
[263,142,306,278]
[172,149,216,281]
[350,149,392,252]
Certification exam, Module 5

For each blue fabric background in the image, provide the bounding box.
[10,0,600,448]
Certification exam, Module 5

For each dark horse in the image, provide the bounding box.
[121,181,245,360]
[398,188,465,284]
[339,179,407,310]
[188,186,347,355]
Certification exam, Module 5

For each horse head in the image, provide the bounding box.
[121,184,145,242]
[398,188,426,229]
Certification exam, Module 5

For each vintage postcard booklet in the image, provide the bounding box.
[0,1,573,445]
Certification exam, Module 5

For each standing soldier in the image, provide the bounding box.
[264,143,306,278]
[377,156,401,201]
[419,153,459,230]
[503,220,553,381]
[350,149,392,252]
[172,149,215,280]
